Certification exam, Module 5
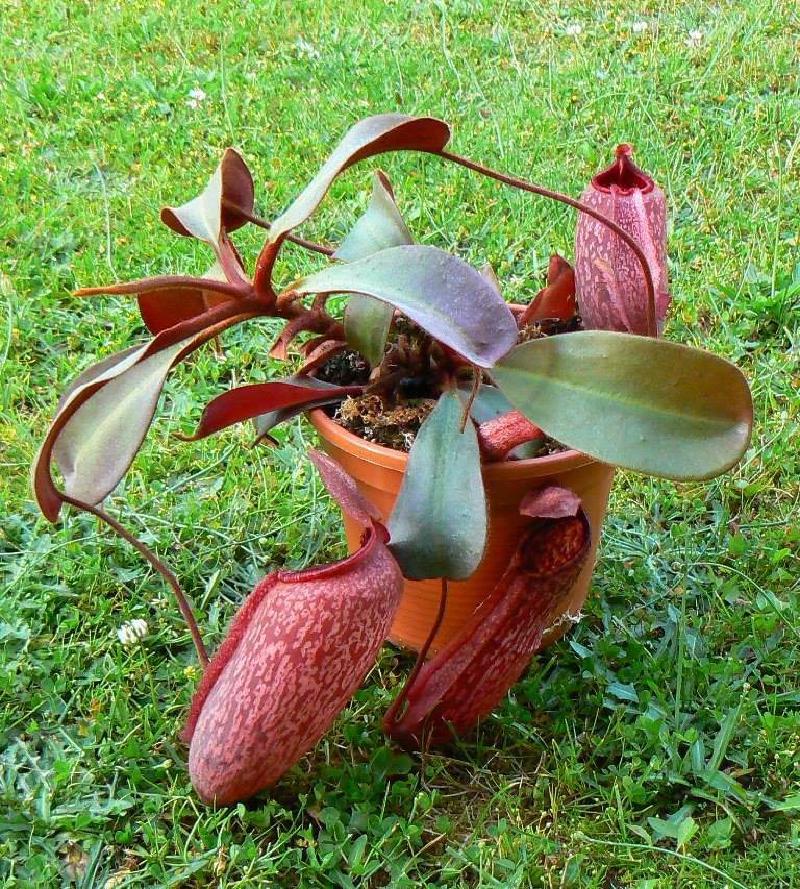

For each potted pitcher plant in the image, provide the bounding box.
[32,114,752,804]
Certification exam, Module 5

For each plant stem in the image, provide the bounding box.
[223,202,333,256]
[288,232,334,257]
[385,579,448,725]
[438,150,657,338]
[62,494,209,668]
[459,368,480,433]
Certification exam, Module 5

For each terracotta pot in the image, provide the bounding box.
[308,408,615,656]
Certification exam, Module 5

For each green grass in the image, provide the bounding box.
[1,0,799,885]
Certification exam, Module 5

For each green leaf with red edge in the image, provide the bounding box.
[56,345,144,411]
[479,262,502,292]
[295,245,517,368]
[387,390,487,580]
[335,172,413,262]
[184,378,364,441]
[335,171,413,366]
[33,302,260,522]
[52,340,189,504]
[161,148,254,246]
[34,343,150,519]
[491,331,753,480]
[268,115,449,247]
[343,295,393,368]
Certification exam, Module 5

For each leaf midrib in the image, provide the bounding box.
[495,365,745,435]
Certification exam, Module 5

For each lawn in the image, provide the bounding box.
[1,0,798,885]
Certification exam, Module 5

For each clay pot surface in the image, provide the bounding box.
[308,408,615,655]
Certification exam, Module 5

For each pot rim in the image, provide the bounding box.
[307,408,600,478]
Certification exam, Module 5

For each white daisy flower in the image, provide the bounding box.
[564,23,583,37]
[117,618,149,646]
[186,87,207,109]
[686,29,704,48]
[295,37,321,60]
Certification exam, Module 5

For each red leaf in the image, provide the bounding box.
[76,273,245,302]
[269,311,334,360]
[77,239,249,334]
[161,148,254,243]
[138,288,233,335]
[254,114,450,295]
[185,379,364,441]
[269,115,450,247]
[297,339,348,375]
[308,448,382,528]
[384,489,590,748]
[518,254,576,326]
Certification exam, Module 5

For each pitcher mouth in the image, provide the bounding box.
[591,144,654,195]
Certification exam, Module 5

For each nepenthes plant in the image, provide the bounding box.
[32,114,753,804]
